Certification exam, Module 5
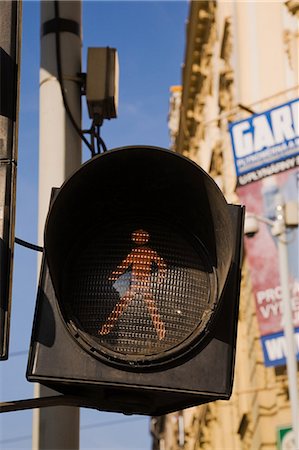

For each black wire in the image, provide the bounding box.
[91,131,96,157]
[54,1,109,158]
[0,417,146,445]
[89,123,96,157]
[96,127,101,154]
[95,125,108,154]
[0,434,31,445]
[53,1,94,155]
[15,237,43,253]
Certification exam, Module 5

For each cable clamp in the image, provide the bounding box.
[41,18,81,39]
[0,158,17,166]
[40,74,83,88]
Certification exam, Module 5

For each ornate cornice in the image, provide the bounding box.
[176,1,216,155]
[285,0,299,16]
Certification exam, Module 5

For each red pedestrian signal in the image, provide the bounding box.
[27,146,244,415]
[99,229,166,340]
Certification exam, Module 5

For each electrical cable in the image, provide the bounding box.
[95,123,108,154]
[53,1,97,157]
[15,237,43,253]
[0,417,146,445]
[15,24,112,255]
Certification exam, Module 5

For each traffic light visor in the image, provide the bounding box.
[44,146,234,368]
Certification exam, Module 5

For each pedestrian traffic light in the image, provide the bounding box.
[27,146,244,415]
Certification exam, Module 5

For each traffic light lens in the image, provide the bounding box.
[61,219,217,366]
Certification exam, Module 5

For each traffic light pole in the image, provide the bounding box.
[275,203,299,450]
[246,206,299,448]
[0,0,21,360]
[32,1,82,449]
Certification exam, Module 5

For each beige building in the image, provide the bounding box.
[152,2,299,449]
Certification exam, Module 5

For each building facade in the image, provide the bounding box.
[152,2,299,449]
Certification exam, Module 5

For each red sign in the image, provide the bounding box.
[238,168,299,338]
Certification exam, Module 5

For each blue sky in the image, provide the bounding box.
[0,1,188,448]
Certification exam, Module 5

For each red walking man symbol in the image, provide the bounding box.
[99,229,167,340]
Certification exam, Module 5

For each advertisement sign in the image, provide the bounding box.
[229,98,299,186]
[237,168,299,367]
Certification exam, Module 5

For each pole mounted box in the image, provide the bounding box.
[27,146,244,415]
[86,47,119,121]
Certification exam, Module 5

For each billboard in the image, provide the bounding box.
[229,98,299,186]
[230,99,299,367]
[237,168,299,367]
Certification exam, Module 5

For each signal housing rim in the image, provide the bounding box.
[44,146,234,370]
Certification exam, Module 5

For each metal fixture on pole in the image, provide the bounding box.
[33,1,82,449]
[245,200,299,449]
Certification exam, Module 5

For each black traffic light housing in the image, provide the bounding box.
[27,146,244,415]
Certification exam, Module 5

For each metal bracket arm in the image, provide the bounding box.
[0,395,82,413]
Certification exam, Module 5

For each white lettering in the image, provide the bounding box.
[265,332,299,361]
[232,121,253,157]
[291,100,299,136]
[257,287,283,304]
[271,105,295,143]
[260,302,282,319]
[253,115,275,152]
[257,291,266,304]
[265,337,287,360]
[233,100,299,171]
[239,156,298,185]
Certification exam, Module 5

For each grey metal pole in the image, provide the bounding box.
[32,1,82,449]
[275,202,299,449]
[0,0,22,360]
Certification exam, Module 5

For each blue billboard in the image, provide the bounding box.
[229,98,299,186]
[261,327,299,367]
